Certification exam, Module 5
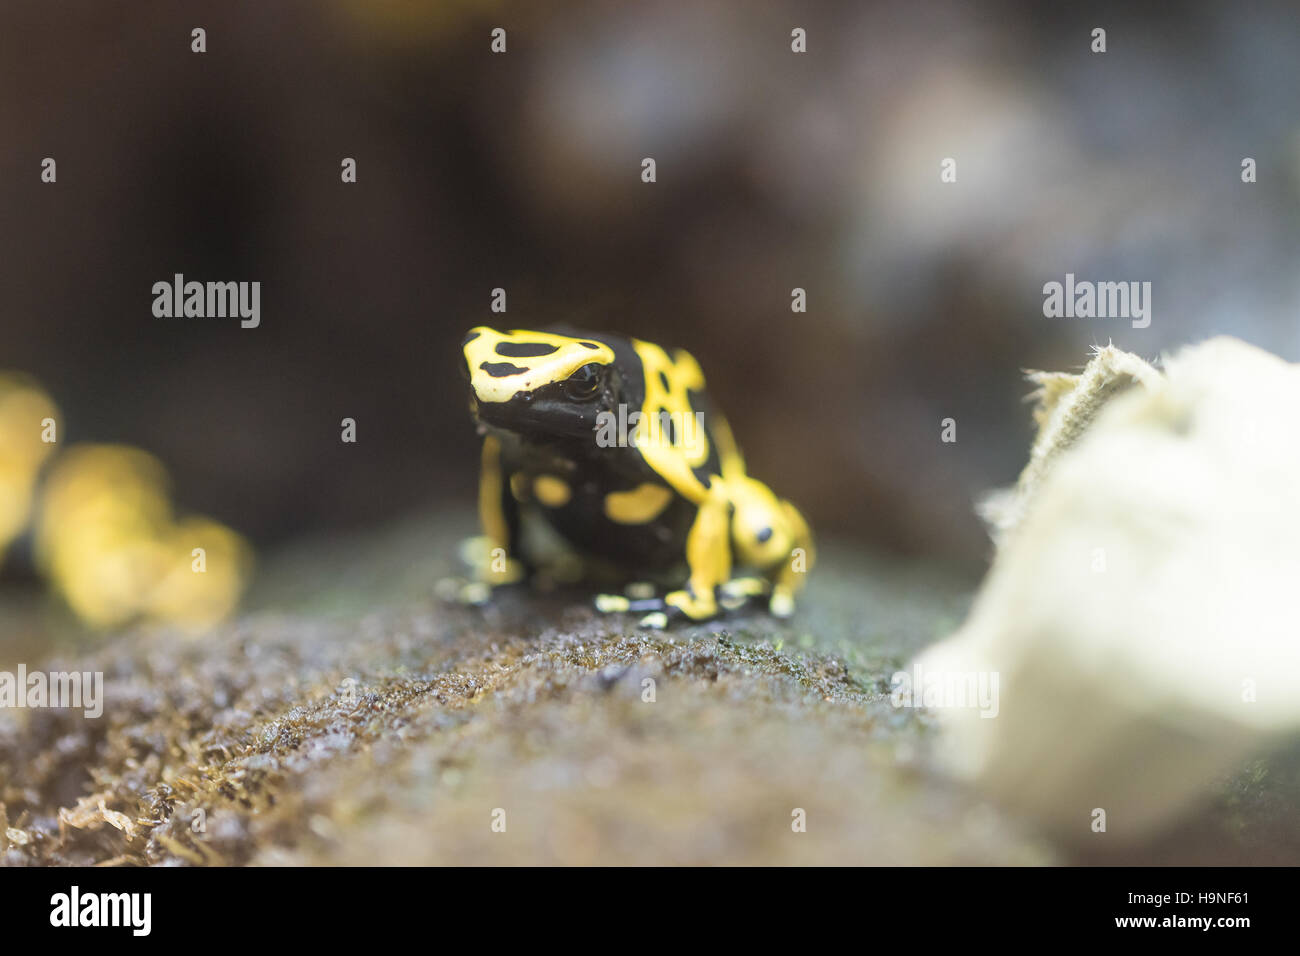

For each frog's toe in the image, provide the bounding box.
[434,576,493,606]
[664,589,718,621]
[594,592,688,628]
[718,576,770,610]
[461,581,492,605]
[595,593,632,613]
[458,535,528,586]
[769,590,795,618]
[485,561,527,586]
[721,576,769,597]
[457,535,493,567]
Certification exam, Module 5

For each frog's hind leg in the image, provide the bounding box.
[768,500,814,617]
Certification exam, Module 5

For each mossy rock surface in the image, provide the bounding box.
[1,511,1292,865]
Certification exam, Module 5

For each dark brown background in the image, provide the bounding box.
[3,0,1298,571]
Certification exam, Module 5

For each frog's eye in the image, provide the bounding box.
[564,363,602,401]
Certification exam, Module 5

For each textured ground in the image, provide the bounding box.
[1,510,1295,865]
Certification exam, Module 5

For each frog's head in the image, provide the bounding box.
[462,327,618,440]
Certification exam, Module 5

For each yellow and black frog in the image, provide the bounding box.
[460,326,814,626]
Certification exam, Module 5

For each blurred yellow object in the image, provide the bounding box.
[35,444,252,633]
[0,374,60,561]
[148,517,251,631]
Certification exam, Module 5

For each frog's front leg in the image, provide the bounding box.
[661,484,733,620]
[469,435,528,590]
[596,486,732,625]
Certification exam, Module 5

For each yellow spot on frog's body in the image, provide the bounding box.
[533,475,571,508]
[604,483,673,524]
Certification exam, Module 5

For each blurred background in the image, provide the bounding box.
[2,0,1299,635]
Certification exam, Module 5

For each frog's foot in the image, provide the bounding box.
[718,575,770,611]
[594,591,683,629]
[435,576,491,605]
[594,592,667,615]
[594,587,717,626]
[595,577,774,626]
[436,574,529,607]
[768,586,796,618]
[458,535,528,587]
[441,536,530,607]
[594,580,668,614]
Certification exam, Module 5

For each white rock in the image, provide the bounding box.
[917,337,1300,843]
